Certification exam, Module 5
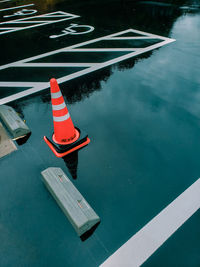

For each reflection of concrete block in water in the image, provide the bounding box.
[0,105,30,139]
[0,122,17,159]
[41,167,100,236]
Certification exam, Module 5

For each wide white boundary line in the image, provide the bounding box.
[100,178,200,267]
[0,3,34,12]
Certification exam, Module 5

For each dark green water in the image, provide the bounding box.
[0,0,200,266]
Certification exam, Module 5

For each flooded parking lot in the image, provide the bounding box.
[0,0,200,266]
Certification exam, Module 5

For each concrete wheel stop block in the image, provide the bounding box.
[41,167,100,237]
[0,122,17,159]
[0,105,31,140]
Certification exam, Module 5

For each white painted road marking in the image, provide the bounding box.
[100,178,200,267]
[0,29,175,104]
[0,4,35,12]
[49,23,95,39]
[3,9,38,18]
[0,11,79,35]
[0,0,11,3]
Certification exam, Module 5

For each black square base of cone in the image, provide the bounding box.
[44,127,90,158]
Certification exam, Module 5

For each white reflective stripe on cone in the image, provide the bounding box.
[52,102,66,110]
[51,91,62,99]
[53,113,70,122]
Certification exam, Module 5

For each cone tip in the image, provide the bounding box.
[50,78,60,93]
[50,78,57,84]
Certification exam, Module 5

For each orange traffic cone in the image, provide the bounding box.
[44,78,90,157]
[50,78,79,145]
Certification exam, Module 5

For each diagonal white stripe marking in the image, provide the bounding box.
[0,4,34,12]
[0,82,46,87]
[0,11,80,36]
[0,29,175,104]
[105,37,158,40]
[63,48,138,52]
[15,63,99,67]
[100,178,200,267]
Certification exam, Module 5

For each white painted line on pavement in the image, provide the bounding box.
[63,48,139,52]
[0,29,175,104]
[100,178,200,267]
[15,63,100,67]
[0,0,11,3]
[0,81,46,87]
[0,4,35,12]
[105,37,158,40]
[0,3,34,12]
[0,11,80,36]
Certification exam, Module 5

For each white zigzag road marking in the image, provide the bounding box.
[0,11,80,35]
[0,29,175,104]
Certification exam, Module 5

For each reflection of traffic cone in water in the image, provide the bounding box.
[63,151,78,179]
[44,78,90,157]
